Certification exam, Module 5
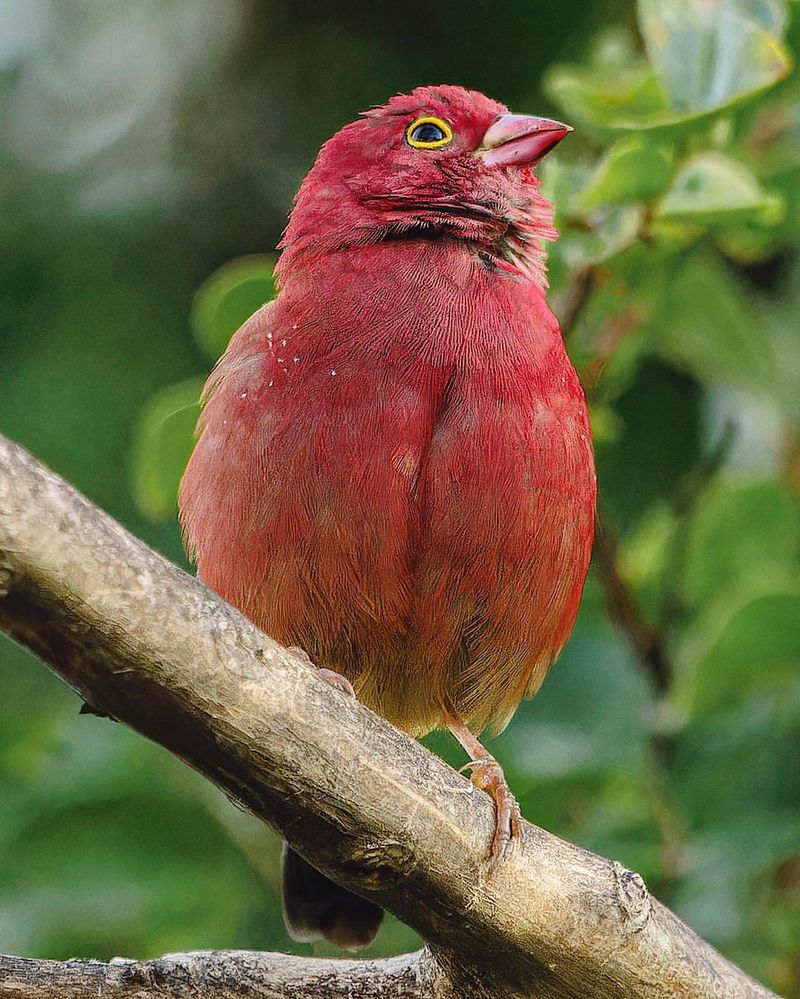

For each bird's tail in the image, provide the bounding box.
[281,844,383,950]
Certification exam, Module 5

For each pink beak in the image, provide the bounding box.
[478,113,572,168]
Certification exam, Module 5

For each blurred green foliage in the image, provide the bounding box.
[2,0,800,993]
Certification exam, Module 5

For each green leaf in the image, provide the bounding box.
[668,688,800,963]
[638,0,792,114]
[588,402,624,444]
[618,502,679,624]
[567,242,673,396]
[657,152,783,225]
[579,137,675,209]
[682,590,800,716]
[646,248,777,388]
[558,205,645,270]
[596,360,703,533]
[674,692,800,831]
[544,159,647,284]
[129,378,202,521]
[713,221,783,264]
[544,26,676,132]
[498,629,651,782]
[547,3,791,135]
[192,255,276,359]
[670,814,800,944]
[546,62,669,133]
[682,480,800,607]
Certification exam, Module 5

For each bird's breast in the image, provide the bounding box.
[180,242,595,734]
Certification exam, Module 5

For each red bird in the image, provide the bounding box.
[179,85,595,949]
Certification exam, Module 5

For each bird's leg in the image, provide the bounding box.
[445,710,522,863]
[286,646,356,697]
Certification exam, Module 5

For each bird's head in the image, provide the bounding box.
[279,85,570,285]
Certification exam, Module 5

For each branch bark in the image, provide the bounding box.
[0,950,437,998]
[0,433,778,999]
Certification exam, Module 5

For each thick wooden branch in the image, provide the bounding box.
[0,433,777,999]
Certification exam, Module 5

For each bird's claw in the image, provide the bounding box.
[286,645,314,666]
[459,756,493,775]
[286,647,356,698]
[318,667,356,698]
[460,756,523,864]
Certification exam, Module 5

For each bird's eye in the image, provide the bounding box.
[406,116,453,149]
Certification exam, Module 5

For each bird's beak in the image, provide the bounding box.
[478,114,572,168]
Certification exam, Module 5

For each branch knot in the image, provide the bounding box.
[344,837,416,890]
[612,861,652,933]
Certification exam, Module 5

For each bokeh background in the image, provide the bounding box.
[2,0,800,993]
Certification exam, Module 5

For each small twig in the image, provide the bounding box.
[555,265,595,336]
[593,515,671,694]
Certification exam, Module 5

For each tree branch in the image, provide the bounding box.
[0,950,436,998]
[0,433,777,999]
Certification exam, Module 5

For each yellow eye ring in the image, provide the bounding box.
[406,116,453,149]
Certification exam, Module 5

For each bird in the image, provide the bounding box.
[179,84,596,950]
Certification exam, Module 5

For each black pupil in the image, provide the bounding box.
[411,121,446,144]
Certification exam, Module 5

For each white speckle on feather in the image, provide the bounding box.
[293,356,300,364]
[239,391,248,399]
[268,380,274,387]
[330,369,337,377]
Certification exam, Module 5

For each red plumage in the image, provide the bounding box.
[179,85,595,946]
